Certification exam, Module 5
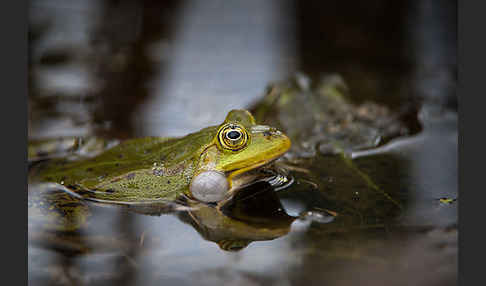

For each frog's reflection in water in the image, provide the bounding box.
[177,181,295,251]
[29,181,296,268]
[29,181,298,284]
[121,181,296,251]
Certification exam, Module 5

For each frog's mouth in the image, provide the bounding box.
[223,157,293,202]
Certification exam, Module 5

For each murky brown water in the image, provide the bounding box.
[28,1,457,285]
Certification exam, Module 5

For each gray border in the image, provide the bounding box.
[0,0,28,284]
[459,0,482,285]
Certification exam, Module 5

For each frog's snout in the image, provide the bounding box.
[267,128,292,155]
[251,125,291,151]
[278,131,291,152]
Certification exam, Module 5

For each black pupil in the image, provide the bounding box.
[227,130,240,140]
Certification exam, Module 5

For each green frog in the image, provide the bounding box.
[29,109,291,205]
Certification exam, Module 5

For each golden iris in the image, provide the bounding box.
[217,123,249,151]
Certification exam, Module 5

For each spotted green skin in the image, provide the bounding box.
[29,110,291,203]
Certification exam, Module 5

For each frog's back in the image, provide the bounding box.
[29,126,218,202]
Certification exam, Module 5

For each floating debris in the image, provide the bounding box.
[438,197,457,205]
[298,208,338,224]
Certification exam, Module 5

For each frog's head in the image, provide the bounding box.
[215,109,291,176]
[190,110,291,203]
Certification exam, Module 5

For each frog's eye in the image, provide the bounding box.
[217,123,249,151]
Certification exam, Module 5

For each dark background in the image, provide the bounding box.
[28,0,456,139]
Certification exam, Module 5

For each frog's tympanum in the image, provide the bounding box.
[29,110,291,205]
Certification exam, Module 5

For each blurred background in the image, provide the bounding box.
[28,0,457,285]
[28,0,456,139]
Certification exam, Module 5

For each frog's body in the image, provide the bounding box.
[29,110,291,204]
